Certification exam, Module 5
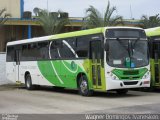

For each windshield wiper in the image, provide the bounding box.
[132,38,139,49]
[115,38,129,54]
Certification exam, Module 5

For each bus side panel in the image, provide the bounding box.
[19,61,54,86]
[19,61,53,86]
[19,61,37,84]
[37,59,107,91]
[6,62,15,83]
[60,60,80,88]
[37,60,88,89]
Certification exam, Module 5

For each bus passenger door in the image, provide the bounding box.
[152,41,160,86]
[14,50,20,83]
[90,40,103,89]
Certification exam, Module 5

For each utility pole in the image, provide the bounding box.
[47,0,49,11]
[130,5,133,19]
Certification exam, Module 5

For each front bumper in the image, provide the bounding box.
[106,77,150,90]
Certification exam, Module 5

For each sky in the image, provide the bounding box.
[24,0,160,19]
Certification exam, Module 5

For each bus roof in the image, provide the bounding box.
[145,27,160,37]
[7,27,103,46]
[50,26,142,40]
[7,26,143,46]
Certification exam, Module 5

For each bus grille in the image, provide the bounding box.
[121,76,140,80]
[123,70,139,75]
[123,81,138,85]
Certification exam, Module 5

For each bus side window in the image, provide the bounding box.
[37,41,49,59]
[21,45,28,61]
[6,46,14,62]
[50,40,61,59]
[21,43,37,61]
[59,38,76,59]
[76,36,90,58]
[29,43,39,60]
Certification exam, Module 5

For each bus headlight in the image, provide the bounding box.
[142,71,150,79]
[110,73,119,80]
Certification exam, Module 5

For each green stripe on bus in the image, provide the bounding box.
[49,27,104,40]
[145,27,160,37]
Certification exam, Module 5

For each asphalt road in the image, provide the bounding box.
[0,85,160,119]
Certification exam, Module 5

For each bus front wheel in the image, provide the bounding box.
[78,75,93,96]
[25,74,34,90]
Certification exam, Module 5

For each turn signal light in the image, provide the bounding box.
[143,81,150,84]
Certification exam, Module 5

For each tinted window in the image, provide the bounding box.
[21,44,28,60]
[76,36,90,58]
[29,43,41,60]
[59,38,77,59]
[50,41,61,59]
[21,43,41,61]
[37,42,49,59]
[6,46,15,62]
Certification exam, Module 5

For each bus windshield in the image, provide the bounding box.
[106,39,149,68]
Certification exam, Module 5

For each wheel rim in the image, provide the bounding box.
[80,80,88,93]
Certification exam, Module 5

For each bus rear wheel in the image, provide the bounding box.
[116,89,128,95]
[78,75,93,96]
[25,74,34,90]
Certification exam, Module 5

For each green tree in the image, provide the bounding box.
[38,10,70,35]
[0,8,10,25]
[141,14,160,29]
[84,1,123,29]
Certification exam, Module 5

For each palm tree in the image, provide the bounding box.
[84,1,123,29]
[0,8,10,25]
[38,10,70,35]
[141,14,160,29]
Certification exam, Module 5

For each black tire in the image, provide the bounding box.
[25,74,34,90]
[116,89,128,95]
[78,75,93,96]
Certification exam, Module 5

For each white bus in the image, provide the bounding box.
[6,27,150,96]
